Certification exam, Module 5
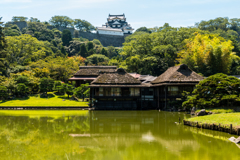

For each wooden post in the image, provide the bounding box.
[230,124,232,134]
[157,87,159,109]
[197,122,198,128]
[179,117,180,124]
[165,86,167,109]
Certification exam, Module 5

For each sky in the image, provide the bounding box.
[0,0,240,30]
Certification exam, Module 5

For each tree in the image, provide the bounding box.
[5,34,53,67]
[135,27,152,33]
[0,86,8,100]
[0,17,8,75]
[74,19,95,32]
[107,46,118,58]
[73,83,89,101]
[16,83,28,96]
[65,40,82,56]
[61,46,67,56]
[66,84,74,98]
[33,68,50,78]
[79,43,87,57]
[29,17,40,22]
[54,81,62,93]
[86,41,94,51]
[100,48,108,56]
[178,33,235,76]
[4,24,21,36]
[49,16,73,28]
[15,76,29,86]
[73,30,79,38]
[39,77,54,96]
[12,16,28,22]
[183,73,240,109]
[85,54,109,65]
[62,29,72,46]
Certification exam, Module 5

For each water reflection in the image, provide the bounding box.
[0,110,239,160]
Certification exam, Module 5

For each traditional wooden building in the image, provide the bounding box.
[151,64,204,109]
[89,68,149,110]
[68,66,117,87]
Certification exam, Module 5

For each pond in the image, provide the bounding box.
[0,110,239,160]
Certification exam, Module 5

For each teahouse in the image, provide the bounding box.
[69,66,117,87]
[151,64,204,109]
[89,68,148,110]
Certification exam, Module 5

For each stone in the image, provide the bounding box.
[229,136,240,144]
[197,109,207,116]
[63,99,65,101]
[208,111,213,115]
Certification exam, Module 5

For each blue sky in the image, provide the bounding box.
[0,0,239,30]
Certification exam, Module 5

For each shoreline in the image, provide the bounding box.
[0,106,91,110]
[183,119,240,136]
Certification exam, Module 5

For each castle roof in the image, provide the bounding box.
[151,64,204,85]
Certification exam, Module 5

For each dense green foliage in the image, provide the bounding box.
[62,29,72,46]
[183,73,240,109]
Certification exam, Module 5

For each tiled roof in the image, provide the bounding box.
[151,64,204,84]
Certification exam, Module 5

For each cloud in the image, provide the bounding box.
[0,0,32,3]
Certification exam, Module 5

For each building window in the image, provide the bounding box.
[99,88,104,96]
[104,88,111,96]
[113,25,115,27]
[168,86,179,96]
[122,88,130,96]
[130,88,140,96]
[118,25,121,27]
[111,88,121,96]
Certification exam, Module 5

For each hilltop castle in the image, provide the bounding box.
[96,14,134,36]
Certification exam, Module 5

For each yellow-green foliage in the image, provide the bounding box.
[0,92,88,107]
[178,33,236,76]
[188,113,240,127]
[6,34,53,65]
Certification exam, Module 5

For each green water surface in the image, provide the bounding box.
[0,110,239,160]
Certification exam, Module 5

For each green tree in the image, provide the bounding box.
[15,76,29,86]
[39,77,54,96]
[61,46,67,55]
[85,54,109,65]
[16,83,28,96]
[73,30,79,38]
[86,41,94,51]
[12,16,28,22]
[0,86,8,100]
[0,17,8,75]
[62,29,72,46]
[100,48,108,56]
[74,19,95,32]
[183,73,240,109]
[73,83,89,101]
[66,84,74,98]
[4,24,21,36]
[79,43,87,57]
[135,27,152,33]
[49,16,73,28]
[107,46,118,58]
[178,33,235,76]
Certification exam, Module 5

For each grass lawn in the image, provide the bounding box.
[0,92,89,107]
[196,108,235,114]
[188,113,240,128]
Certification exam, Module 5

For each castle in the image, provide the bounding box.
[7,14,134,47]
[97,14,134,36]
